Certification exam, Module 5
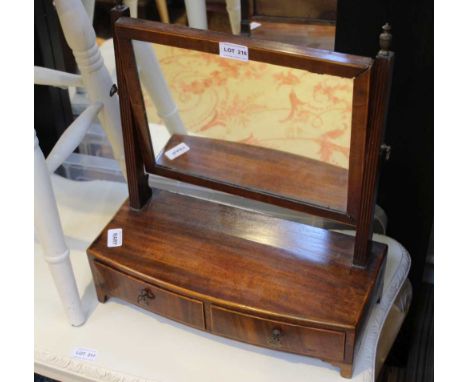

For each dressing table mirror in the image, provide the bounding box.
[144,43,352,214]
[87,6,394,378]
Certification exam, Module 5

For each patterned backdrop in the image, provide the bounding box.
[143,44,354,169]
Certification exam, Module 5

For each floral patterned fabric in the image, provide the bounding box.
[144,44,354,169]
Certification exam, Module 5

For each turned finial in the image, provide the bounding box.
[111,0,129,22]
[378,23,392,56]
[114,0,126,11]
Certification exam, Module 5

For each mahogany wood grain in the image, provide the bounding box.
[88,190,386,329]
[113,18,395,265]
[333,362,353,378]
[92,260,205,329]
[87,190,387,377]
[114,18,372,78]
[155,134,348,213]
[353,52,395,266]
[111,6,152,209]
[253,0,337,22]
[106,14,394,377]
[347,69,371,218]
[114,18,375,230]
[250,21,336,50]
[210,305,345,361]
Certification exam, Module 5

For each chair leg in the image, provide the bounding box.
[155,0,170,23]
[55,0,127,178]
[225,0,241,35]
[81,0,96,22]
[46,103,102,174]
[184,0,208,30]
[133,41,187,135]
[34,131,86,327]
[124,0,138,18]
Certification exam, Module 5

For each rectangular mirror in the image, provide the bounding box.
[116,19,373,224]
[143,43,353,213]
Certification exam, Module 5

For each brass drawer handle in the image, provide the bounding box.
[268,328,282,346]
[137,287,155,305]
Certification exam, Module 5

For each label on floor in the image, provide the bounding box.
[165,142,190,160]
[250,21,261,30]
[107,228,122,247]
[219,42,249,62]
[72,347,97,361]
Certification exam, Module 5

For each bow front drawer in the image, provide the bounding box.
[92,261,205,329]
[210,306,345,361]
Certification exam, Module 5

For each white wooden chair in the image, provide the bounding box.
[34,0,186,326]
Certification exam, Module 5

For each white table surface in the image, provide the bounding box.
[35,175,411,382]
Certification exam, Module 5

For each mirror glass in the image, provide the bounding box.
[138,42,354,212]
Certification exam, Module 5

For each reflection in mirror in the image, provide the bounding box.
[139,43,354,213]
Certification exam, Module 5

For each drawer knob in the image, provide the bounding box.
[268,328,282,346]
[137,288,155,305]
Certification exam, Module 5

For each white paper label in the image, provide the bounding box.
[107,228,122,247]
[250,21,262,30]
[164,142,190,160]
[219,42,249,62]
[72,347,97,361]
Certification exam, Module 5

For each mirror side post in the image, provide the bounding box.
[112,4,152,209]
[353,23,395,267]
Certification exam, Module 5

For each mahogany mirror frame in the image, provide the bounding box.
[111,7,394,266]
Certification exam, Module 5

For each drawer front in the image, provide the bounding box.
[93,261,205,329]
[211,306,345,361]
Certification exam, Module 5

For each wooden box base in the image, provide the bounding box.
[87,190,386,378]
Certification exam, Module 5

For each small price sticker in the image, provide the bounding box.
[164,142,190,160]
[107,228,122,247]
[72,347,97,361]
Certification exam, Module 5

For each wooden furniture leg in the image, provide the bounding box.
[156,0,170,23]
[225,0,241,35]
[34,131,85,326]
[333,363,353,378]
[185,0,242,35]
[184,0,208,30]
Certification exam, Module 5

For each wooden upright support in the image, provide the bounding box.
[353,24,395,266]
[112,4,152,209]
